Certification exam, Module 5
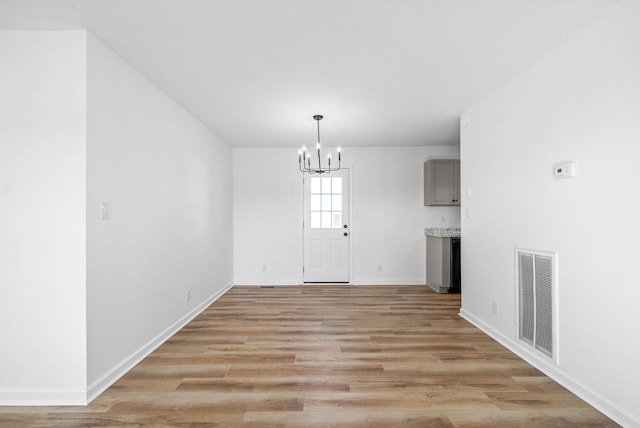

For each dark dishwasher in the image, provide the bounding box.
[449,237,461,293]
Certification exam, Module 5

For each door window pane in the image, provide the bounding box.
[332,195,342,211]
[332,177,342,194]
[332,212,342,228]
[321,212,332,228]
[321,194,332,211]
[321,177,332,193]
[310,177,321,194]
[310,195,321,211]
[310,212,321,228]
[309,176,343,229]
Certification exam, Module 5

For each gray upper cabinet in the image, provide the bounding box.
[424,159,460,206]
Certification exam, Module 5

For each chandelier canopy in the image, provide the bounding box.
[298,115,341,174]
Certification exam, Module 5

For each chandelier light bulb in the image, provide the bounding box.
[327,153,331,158]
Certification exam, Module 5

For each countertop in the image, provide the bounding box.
[425,227,461,238]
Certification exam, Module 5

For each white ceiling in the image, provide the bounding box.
[0,0,618,147]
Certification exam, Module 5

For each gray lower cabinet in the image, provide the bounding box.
[424,159,460,206]
[426,235,461,293]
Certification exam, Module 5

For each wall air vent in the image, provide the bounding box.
[516,248,558,362]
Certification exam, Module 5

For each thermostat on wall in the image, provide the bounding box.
[553,161,576,178]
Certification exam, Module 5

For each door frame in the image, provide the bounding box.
[299,167,352,284]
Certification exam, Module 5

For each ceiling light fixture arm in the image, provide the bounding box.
[298,114,342,175]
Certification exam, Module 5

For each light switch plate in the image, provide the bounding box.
[100,202,111,220]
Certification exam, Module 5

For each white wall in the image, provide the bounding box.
[86,34,233,396]
[0,31,88,403]
[350,146,460,284]
[459,0,640,425]
[233,146,459,285]
[0,30,233,405]
[233,148,302,285]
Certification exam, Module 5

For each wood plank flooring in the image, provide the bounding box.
[0,285,617,427]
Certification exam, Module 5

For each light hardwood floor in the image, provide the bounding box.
[0,285,617,427]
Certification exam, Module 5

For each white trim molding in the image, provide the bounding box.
[232,280,301,286]
[350,279,426,286]
[0,387,88,406]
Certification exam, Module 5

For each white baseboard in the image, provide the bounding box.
[426,282,449,293]
[459,308,635,427]
[350,279,425,286]
[86,281,233,404]
[233,280,300,286]
[0,387,87,406]
[234,279,427,287]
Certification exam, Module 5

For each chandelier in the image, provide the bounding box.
[298,115,341,174]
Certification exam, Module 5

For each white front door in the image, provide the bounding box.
[303,169,350,283]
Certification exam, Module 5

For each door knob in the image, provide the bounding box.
[344,225,348,228]
[344,232,348,237]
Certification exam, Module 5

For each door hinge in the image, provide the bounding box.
[302,266,305,273]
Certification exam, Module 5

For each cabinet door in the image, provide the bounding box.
[453,159,460,204]
[424,159,460,206]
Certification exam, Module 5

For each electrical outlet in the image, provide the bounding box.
[261,265,268,273]
[491,301,498,316]
[186,289,191,302]
[377,265,383,273]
